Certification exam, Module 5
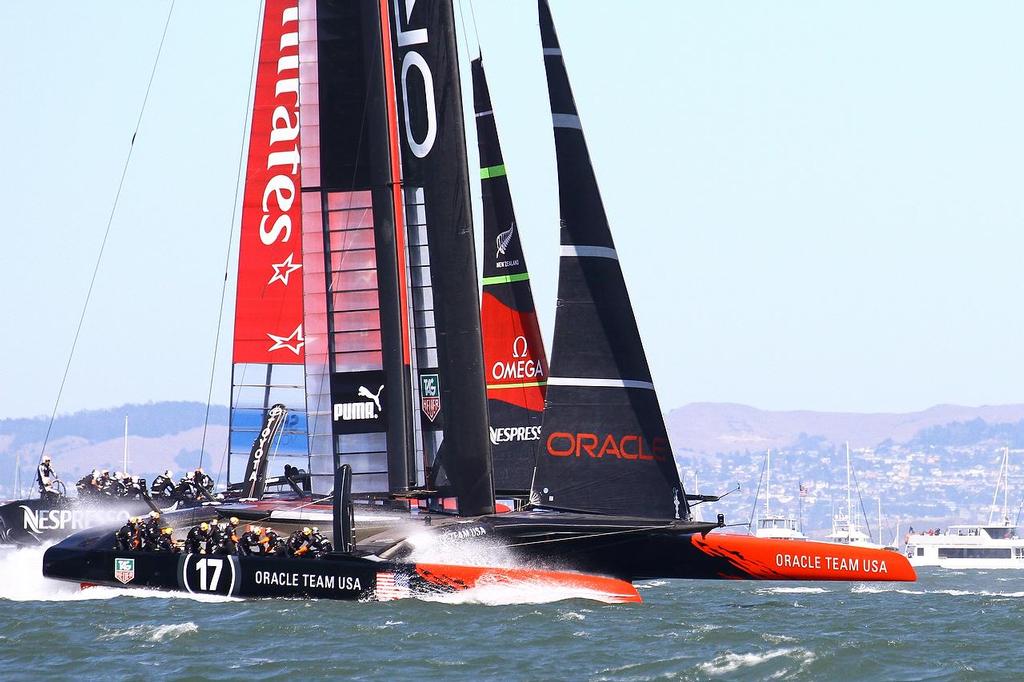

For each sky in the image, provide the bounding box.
[2,1,1024,420]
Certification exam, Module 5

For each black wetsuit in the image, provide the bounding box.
[308,533,334,558]
[96,475,114,497]
[151,475,176,499]
[184,526,210,554]
[153,533,176,553]
[285,531,312,558]
[141,519,164,551]
[209,524,238,555]
[262,531,285,555]
[115,521,139,551]
[76,474,96,497]
[237,530,263,556]
[193,472,214,495]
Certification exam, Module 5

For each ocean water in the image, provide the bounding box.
[0,545,1021,680]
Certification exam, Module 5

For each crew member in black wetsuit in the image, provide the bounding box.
[122,475,146,500]
[184,522,211,554]
[192,468,214,495]
[151,470,176,499]
[206,520,223,554]
[261,528,285,555]
[286,527,314,557]
[76,470,98,497]
[237,525,264,556]
[115,518,140,551]
[36,455,61,501]
[141,511,163,550]
[308,527,333,558]
[96,470,115,497]
[153,526,177,553]
[210,517,240,555]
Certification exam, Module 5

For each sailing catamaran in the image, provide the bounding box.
[43,0,914,599]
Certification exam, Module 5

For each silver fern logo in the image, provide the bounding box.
[496,223,515,257]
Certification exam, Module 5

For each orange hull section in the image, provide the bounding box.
[692,533,916,581]
[414,563,643,603]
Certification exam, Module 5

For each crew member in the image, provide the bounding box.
[286,527,314,557]
[308,527,333,558]
[223,517,240,553]
[184,522,211,554]
[142,511,163,551]
[76,470,98,497]
[192,468,214,495]
[206,520,223,554]
[96,470,114,497]
[123,475,146,500]
[153,526,177,553]
[211,517,240,555]
[110,472,128,497]
[261,528,285,555]
[237,525,264,556]
[151,470,176,499]
[115,517,140,551]
[36,455,60,501]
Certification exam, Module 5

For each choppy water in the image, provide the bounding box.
[0,545,1021,680]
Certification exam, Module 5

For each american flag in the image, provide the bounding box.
[375,572,411,601]
[799,483,809,497]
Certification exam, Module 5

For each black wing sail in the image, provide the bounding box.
[530,0,689,520]
[385,0,494,516]
[473,57,548,495]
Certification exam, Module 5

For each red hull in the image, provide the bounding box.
[691,533,916,581]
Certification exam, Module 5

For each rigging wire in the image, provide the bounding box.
[850,464,874,543]
[38,0,176,464]
[746,454,768,533]
[467,0,482,56]
[201,0,266,479]
[456,0,482,60]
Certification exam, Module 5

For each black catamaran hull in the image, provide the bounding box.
[41,526,641,603]
[0,497,176,547]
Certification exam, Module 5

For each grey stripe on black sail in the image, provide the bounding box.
[530,0,689,520]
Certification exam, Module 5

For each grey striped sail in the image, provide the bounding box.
[530,0,689,520]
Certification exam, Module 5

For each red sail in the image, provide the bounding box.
[227,1,309,487]
[233,0,305,365]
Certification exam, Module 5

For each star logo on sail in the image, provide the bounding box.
[268,252,302,287]
[267,325,304,355]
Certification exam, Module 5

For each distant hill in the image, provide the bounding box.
[667,402,1024,455]
[0,402,228,496]
[4,400,1023,531]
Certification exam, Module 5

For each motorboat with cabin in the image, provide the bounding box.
[906,448,1023,568]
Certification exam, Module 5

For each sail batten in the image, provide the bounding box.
[530,0,688,520]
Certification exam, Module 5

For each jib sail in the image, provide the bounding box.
[382,0,494,516]
[229,0,311,487]
[529,0,689,520]
[473,57,548,495]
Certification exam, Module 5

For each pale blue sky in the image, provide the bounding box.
[2,1,1023,419]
